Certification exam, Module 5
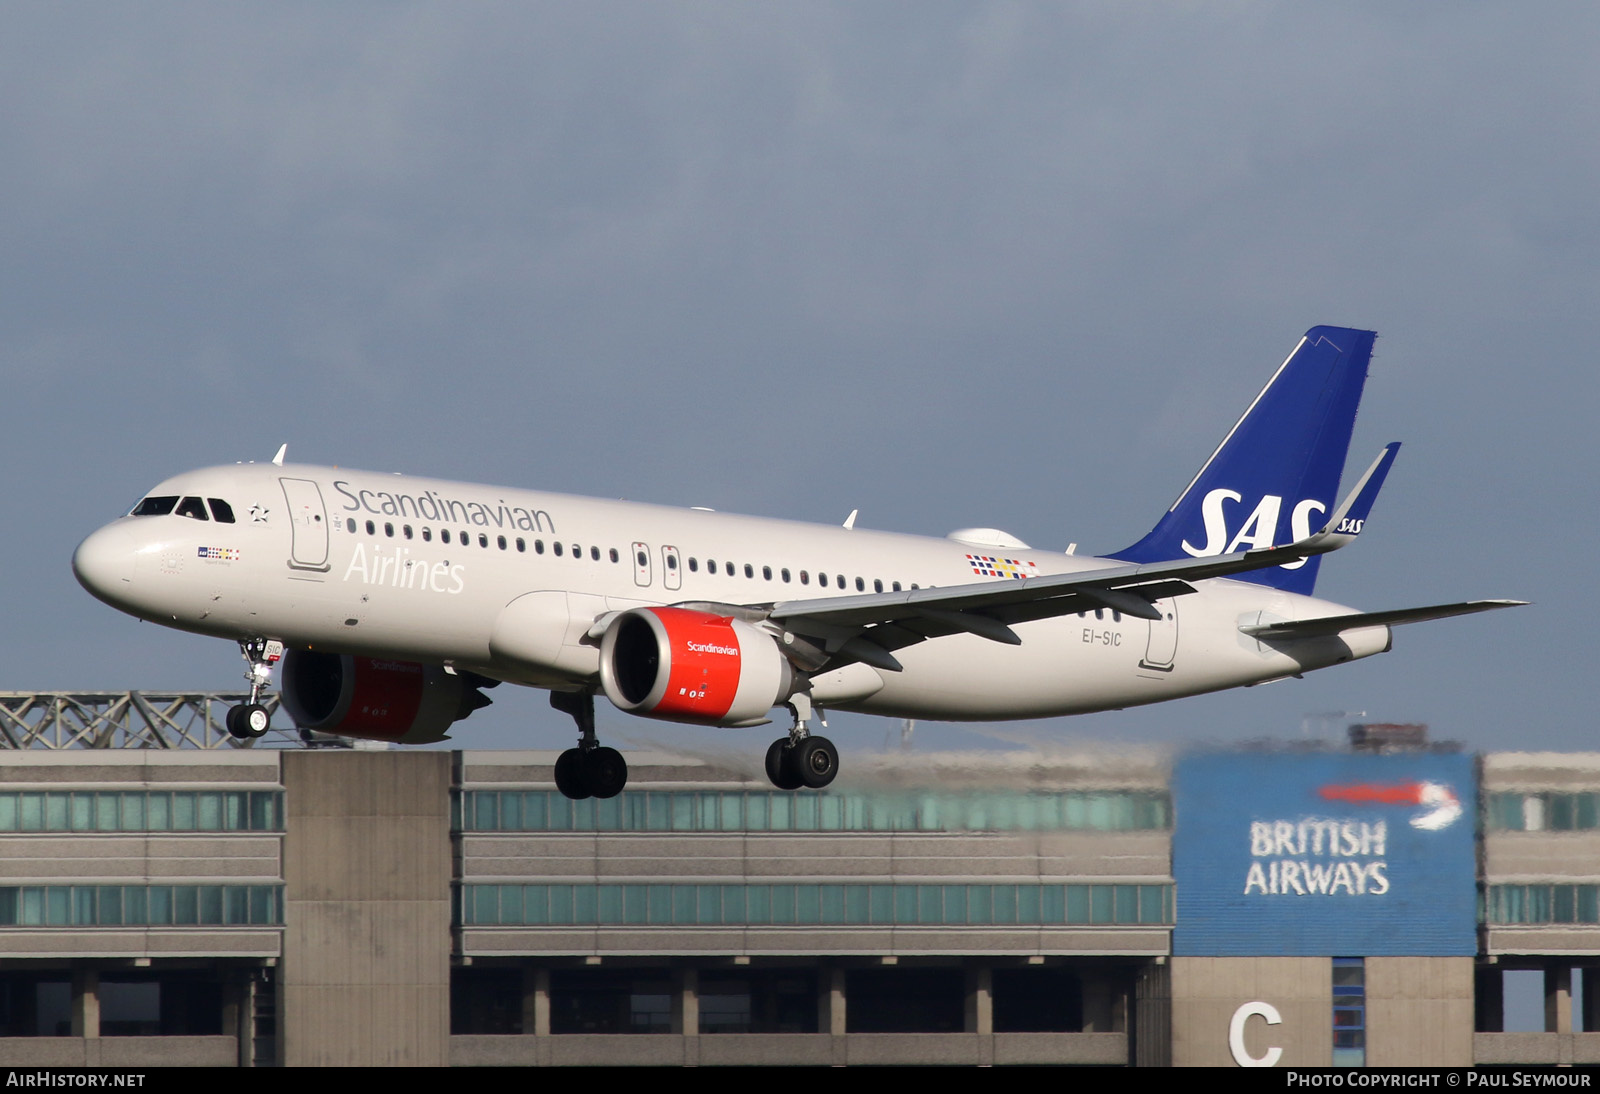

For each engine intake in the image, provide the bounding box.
[279,650,492,744]
[599,607,795,726]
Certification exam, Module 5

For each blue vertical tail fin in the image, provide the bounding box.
[1109,325,1376,596]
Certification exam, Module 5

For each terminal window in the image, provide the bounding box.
[1487,792,1600,832]
[456,788,1170,834]
[458,882,1173,928]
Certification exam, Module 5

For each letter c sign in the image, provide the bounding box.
[1228,1001,1283,1067]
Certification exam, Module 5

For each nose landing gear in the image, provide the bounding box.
[766,693,838,791]
[550,690,628,800]
[226,638,281,740]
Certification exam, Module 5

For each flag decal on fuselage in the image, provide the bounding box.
[966,554,1038,580]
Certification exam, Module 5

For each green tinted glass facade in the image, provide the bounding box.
[458,883,1173,928]
[1486,884,1600,925]
[1486,792,1600,832]
[0,791,281,833]
[0,885,282,926]
[456,789,1169,834]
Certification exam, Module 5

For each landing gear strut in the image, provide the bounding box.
[550,690,627,800]
[766,693,838,791]
[226,638,280,741]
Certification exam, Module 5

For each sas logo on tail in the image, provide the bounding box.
[1180,491,1329,569]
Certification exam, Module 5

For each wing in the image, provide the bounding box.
[758,445,1405,673]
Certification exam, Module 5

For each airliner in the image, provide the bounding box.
[72,326,1520,799]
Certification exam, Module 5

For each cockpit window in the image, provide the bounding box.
[130,496,178,517]
[175,496,209,521]
[208,499,236,524]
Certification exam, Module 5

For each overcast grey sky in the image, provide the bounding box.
[2,3,1591,757]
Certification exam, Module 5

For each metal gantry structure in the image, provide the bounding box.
[0,691,287,749]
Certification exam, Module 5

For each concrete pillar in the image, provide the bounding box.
[280,751,453,1066]
[223,972,253,1066]
[525,967,550,1036]
[819,966,846,1036]
[674,967,699,1035]
[1546,965,1573,1034]
[1134,960,1172,1068]
[70,969,98,1038]
[964,966,993,1035]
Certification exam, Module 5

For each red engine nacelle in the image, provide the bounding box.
[279,650,492,744]
[599,607,796,727]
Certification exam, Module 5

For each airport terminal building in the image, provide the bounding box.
[0,710,1596,1067]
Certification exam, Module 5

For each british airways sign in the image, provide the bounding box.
[1172,751,1477,956]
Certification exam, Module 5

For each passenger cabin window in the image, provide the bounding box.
[130,496,179,517]
[609,548,619,563]
[208,499,236,523]
[175,496,209,521]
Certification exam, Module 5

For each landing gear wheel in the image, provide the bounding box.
[549,691,629,800]
[794,735,838,789]
[240,703,271,739]
[554,748,591,800]
[226,704,271,740]
[765,738,804,790]
[583,746,628,799]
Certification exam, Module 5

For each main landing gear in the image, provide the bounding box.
[225,638,281,741]
[765,694,838,791]
[550,691,627,800]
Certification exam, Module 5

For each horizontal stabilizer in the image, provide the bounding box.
[1240,599,1526,640]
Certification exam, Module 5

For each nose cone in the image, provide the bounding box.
[73,523,137,607]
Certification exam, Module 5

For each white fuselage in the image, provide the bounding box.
[73,462,1390,725]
